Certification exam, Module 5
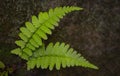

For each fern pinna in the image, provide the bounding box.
[11,6,98,70]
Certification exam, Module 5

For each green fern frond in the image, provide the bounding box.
[11,6,98,71]
[27,42,98,70]
[11,6,83,60]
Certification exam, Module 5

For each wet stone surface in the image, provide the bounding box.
[0,0,120,76]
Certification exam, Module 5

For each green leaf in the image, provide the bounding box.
[45,43,53,54]
[27,58,36,70]
[32,34,42,45]
[54,7,64,18]
[19,33,28,42]
[11,48,22,56]
[20,27,32,38]
[42,12,49,20]
[38,12,46,23]
[0,61,5,69]
[44,21,55,30]
[32,16,40,28]
[26,43,35,51]
[15,40,25,48]
[48,9,54,17]
[48,18,58,26]
[5,71,8,76]
[29,39,39,48]
[20,53,29,60]
[40,25,52,35]
[36,29,47,40]
[23,48,32,56]
[36,57,41,68]
[55,57,61,70]
[25,22,36,32]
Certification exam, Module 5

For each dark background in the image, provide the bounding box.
[0,0,120,76]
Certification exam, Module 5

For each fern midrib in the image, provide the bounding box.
[32,54,80,61]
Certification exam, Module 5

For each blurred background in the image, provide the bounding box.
[0,0,120,76]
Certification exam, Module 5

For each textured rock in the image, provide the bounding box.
[0,0,120,76]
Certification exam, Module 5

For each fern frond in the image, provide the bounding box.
[11,6,83,60]
[27,42,98,70]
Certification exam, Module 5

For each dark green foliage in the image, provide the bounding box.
[0,61,5,69]
[0,61,8,76]
[11,6,98,70]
